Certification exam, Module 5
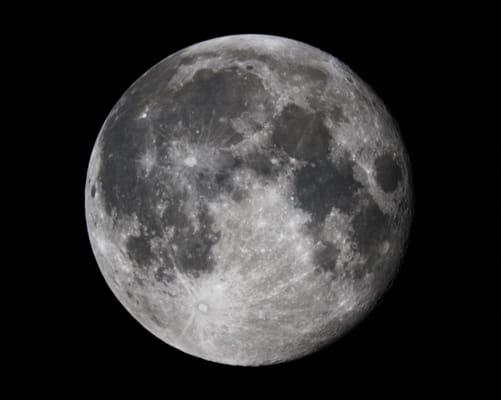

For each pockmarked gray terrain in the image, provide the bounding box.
[85,35,413,365]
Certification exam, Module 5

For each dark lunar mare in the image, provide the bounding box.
[158,66,274,147]
[374,154,402,192]
[294,157,363,224]
[271,104,332,161]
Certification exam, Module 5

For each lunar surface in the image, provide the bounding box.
[85,35,413,366]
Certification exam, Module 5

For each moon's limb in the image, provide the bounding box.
[85,35,413,365]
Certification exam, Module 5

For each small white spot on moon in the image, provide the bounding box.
[198,303,209,313]
[139,151,156,175]
[184,156,197,167]
[97,238,108,255]
[361,164,373,176]
[138,105,149,119]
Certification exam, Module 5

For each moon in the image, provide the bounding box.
[85,35,413,366]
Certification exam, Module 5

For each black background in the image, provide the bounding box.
[9,5,497,397]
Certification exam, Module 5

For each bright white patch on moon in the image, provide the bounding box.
[85,34,413,366]
[198,303,209,313]
[183,156,197,167]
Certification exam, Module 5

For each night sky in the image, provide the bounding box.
[9,5,497,397]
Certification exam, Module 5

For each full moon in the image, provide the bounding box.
[85,35,413,365]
